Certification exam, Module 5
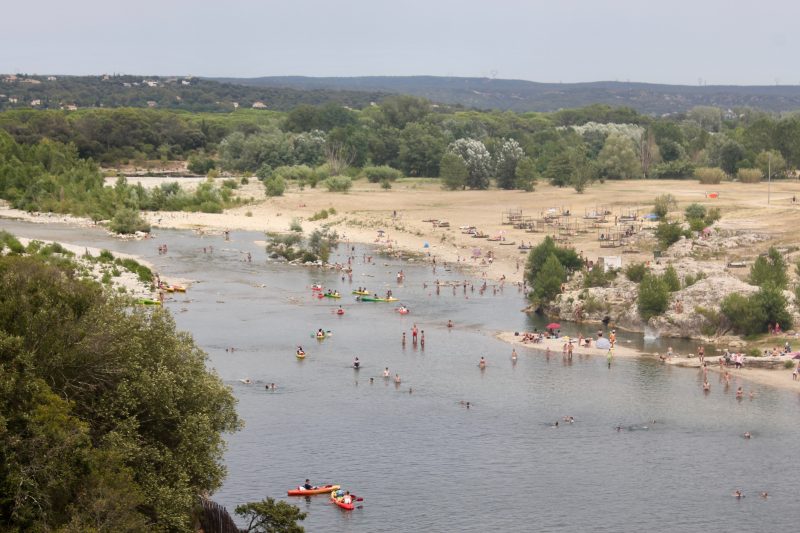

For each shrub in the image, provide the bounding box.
[362,165,403,183]
[695,167,726,184]
[524,236,583,286]
[309,209,329,221]
[655,221,685,248]
[638,273,669,321]
[240,177,249,185]
[694,306,726,336]
[109,208,151,234]
[99,249,115,262]
[323,175,352,192]
[684,203,707,221]
[662,265,681,292]
[683,272,706,288]
[625,262,647,282]
[255,164,273,180]
[584,265,616,288]
[289,218,303,232]
[264,176,286,197]
[273,165,315,182]
[737,168,762,183]
[653,194,677,220]
[705,207,721,225]
[187,154,216,175]
[0,231,25,254]
[785,360,796,369]
[199,201,223,213]
[221,179,239,190]
[380,179,392,190]
[328,207,337,215]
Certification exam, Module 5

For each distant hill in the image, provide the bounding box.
[212,75,800,114]
[0,74,387,112]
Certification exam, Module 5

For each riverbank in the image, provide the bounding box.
[495,331,648,359]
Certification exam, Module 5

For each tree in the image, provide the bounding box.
[447,138,492,190]
[655,221,685,248]
[635,128,658,178]
[377,95,431,129]
[752,284,792,331]
[597,133,640,179]
[532,254,566,304]
[264,176,286,197]
[684,203,707,221]
[524,236,583,286]
[544,152,574,187]
[754,150,787,179]
[749,247,788,289]
[719,140,745,175]
[397,123,445,177]
[494,138,525,189]
[439,153,468,190]
[720,293,765,336]
[514,157,538,191]
[0,254,241,530]
[109,207,150,234]
[235,498,307,533]
[638,273,669,321]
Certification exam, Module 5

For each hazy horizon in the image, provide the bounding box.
[2,0,799,86]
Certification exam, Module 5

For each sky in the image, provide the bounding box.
[2,0,799,85]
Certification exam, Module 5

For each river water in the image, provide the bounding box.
[3,219,799,532]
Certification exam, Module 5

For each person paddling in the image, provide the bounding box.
[302,479,314,490]
[353,357,360,369]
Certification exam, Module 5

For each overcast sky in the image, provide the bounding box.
[2,0,798,85]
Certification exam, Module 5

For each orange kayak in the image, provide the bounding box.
[331,495,355,510]
[287,484,339,496]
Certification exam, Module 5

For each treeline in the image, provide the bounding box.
[0,74,387,112]
[0,131,245,232]
[0,248,241,530]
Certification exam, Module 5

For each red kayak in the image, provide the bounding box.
[331,495,355,510]
[287,484,340,496]
[336,309,345,315]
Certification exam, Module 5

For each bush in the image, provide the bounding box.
[532,254,566,304]
[625,262,647,282]
[255,163,273,180]
[199,201,223,213]
[662,265,681,292]
[653,194,677,220]
[273,164,315,182]
[309,209,329,221]
[684,203,707,221]
[380,179,392,190]
[524,236,583,286]
[289,218,303,232]
[785,360,796,369]
[264,176,286,197]
[583,265,616,288]
[655,221,685,248]
[683,272,706,288]
[695,167,726,184]
[638,273,670,321]
[109,208,151,234]
[328,207,337,215]
[0,231,25,254]
[323,175,352,192]
[362,165,403,183]
[187,155,216,175]
[737,168,762,183]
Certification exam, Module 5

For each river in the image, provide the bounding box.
[3,219,799,532]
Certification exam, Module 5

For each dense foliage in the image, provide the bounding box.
[0,253,241,530]
[524,237,583,305]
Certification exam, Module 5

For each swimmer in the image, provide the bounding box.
[615,425,623,432]
[353,356,360,369]
[383,367,390,378]
[744,432,751,439]
[394,373,401,384]
[703,380,710,391]
[511,348,518,361]
[408,387,413,394]
[736,386,743,399]
[760,492,768,498]
[732,490,744,498]
[478,356,486,369]
[552,421,559,428]
[563,416,574,423]
[369,377,374,384]
[447,320,454,328]
[239,378,252,385]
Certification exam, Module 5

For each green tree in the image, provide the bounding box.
[397,123,446,176]
[235,498,307,533]
[638,273,669,321]
[109,207,151,234]
[447,138,492,190]
[719,140,745,175]
[753,284,792,331]
[655,221,685,248]
[597,133,640,179]
[265,175,286,197]
[494,138,525,189]
[532,254,566,304]
[749,247,788,289]
[755,150,787,179]
[625,262,647,282]
[720,292,765,336]
[439,153,468,190]
[377,95,431,129]
[514,157,538,191]
[684,203,706,221]
[544,152,574,187]
[524,236,583,286]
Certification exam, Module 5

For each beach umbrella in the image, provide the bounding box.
[546,322,561,330]
[596,337,611,349]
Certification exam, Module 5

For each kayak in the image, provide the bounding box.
[136,298,162,306]
[172,285,186,292]
[331,495,355,510]
[323,293,341,299]
[358,296,391,302]
[397,308,410,315]
[336,309,345,315]
[287,484,339,496]
[384,297,398,302]
[311,284,323,291]
[296,352,306,359]
[352,290,370,295]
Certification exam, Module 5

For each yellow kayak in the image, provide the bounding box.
[352,290,370,295]
[296,351,306,359]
